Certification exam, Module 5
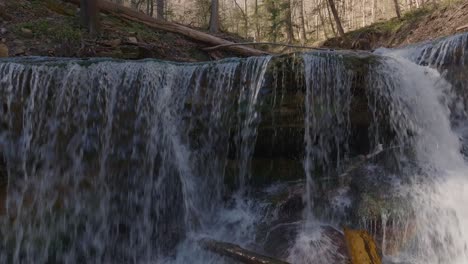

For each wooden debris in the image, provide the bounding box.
[203,42,327,51]
[344,228,382,264]
[65,0,268,57]
[199,238,291,264]
[456,24,468,32]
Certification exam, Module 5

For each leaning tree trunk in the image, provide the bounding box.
[327,0,345,38]
[80,0,100,35]
[326,2,338,37]
[209,0,220,33]
[393,0,401,19]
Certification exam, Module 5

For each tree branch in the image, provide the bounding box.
[199,238,291,264]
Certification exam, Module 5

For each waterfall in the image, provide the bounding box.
[290,37,468,263]
[0,32,468,264]
[0,57,271,263]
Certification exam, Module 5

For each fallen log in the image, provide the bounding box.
[66,0,269,57]
[199,238,291,264]
[203,42,329,51]
[456,24,468,32]
[344,228,382,264]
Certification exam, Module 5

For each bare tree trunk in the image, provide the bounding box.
[80,0,100,35]
[372,0,377,22]
[326,2,338,37]
[285,0,295,43]
[318,1,329,39]
[209,0,220,32]
[327,0,345,38]
[150,0,154,16]
[254,0,260,40]
[233,0,248,38]
[244,0,249,38]
[361,0,366,27]
[299,0,307,43]
[347,0,352,30]
[393,0,401,19]
[314,0,319,39]
[157,0,164,19]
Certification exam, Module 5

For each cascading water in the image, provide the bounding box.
[289,36,468,264]
[0,32,467,264]
[0,57,271,263]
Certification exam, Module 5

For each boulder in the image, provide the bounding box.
[0,43,7,57]
[127,36,138,44]
[20,28,33,37]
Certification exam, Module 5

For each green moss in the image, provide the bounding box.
[125,21,162,41]
[188,48,210,61]
[14,17,82,42]
[348,6,432,38]
[357,193,409,221]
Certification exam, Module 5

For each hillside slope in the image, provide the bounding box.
[323,1,468,50]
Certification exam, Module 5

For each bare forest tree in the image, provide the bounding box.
[393,0,402,19]
[327,0,345,37]
[107,0,445,44]
[80,0,100,35]
[209,0,220,32]
[157,0,165,19]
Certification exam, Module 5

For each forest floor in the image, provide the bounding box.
[0,0,248,61]
[323,0,468,50]
[1,0,468,61]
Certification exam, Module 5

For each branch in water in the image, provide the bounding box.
[199,238,291,264]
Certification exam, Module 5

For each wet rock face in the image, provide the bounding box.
[0,154,6,215]
[306,151,418,257]
[238,52,387,189]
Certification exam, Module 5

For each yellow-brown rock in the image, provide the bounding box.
[0,43,8,58]
[344,228,382,264]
